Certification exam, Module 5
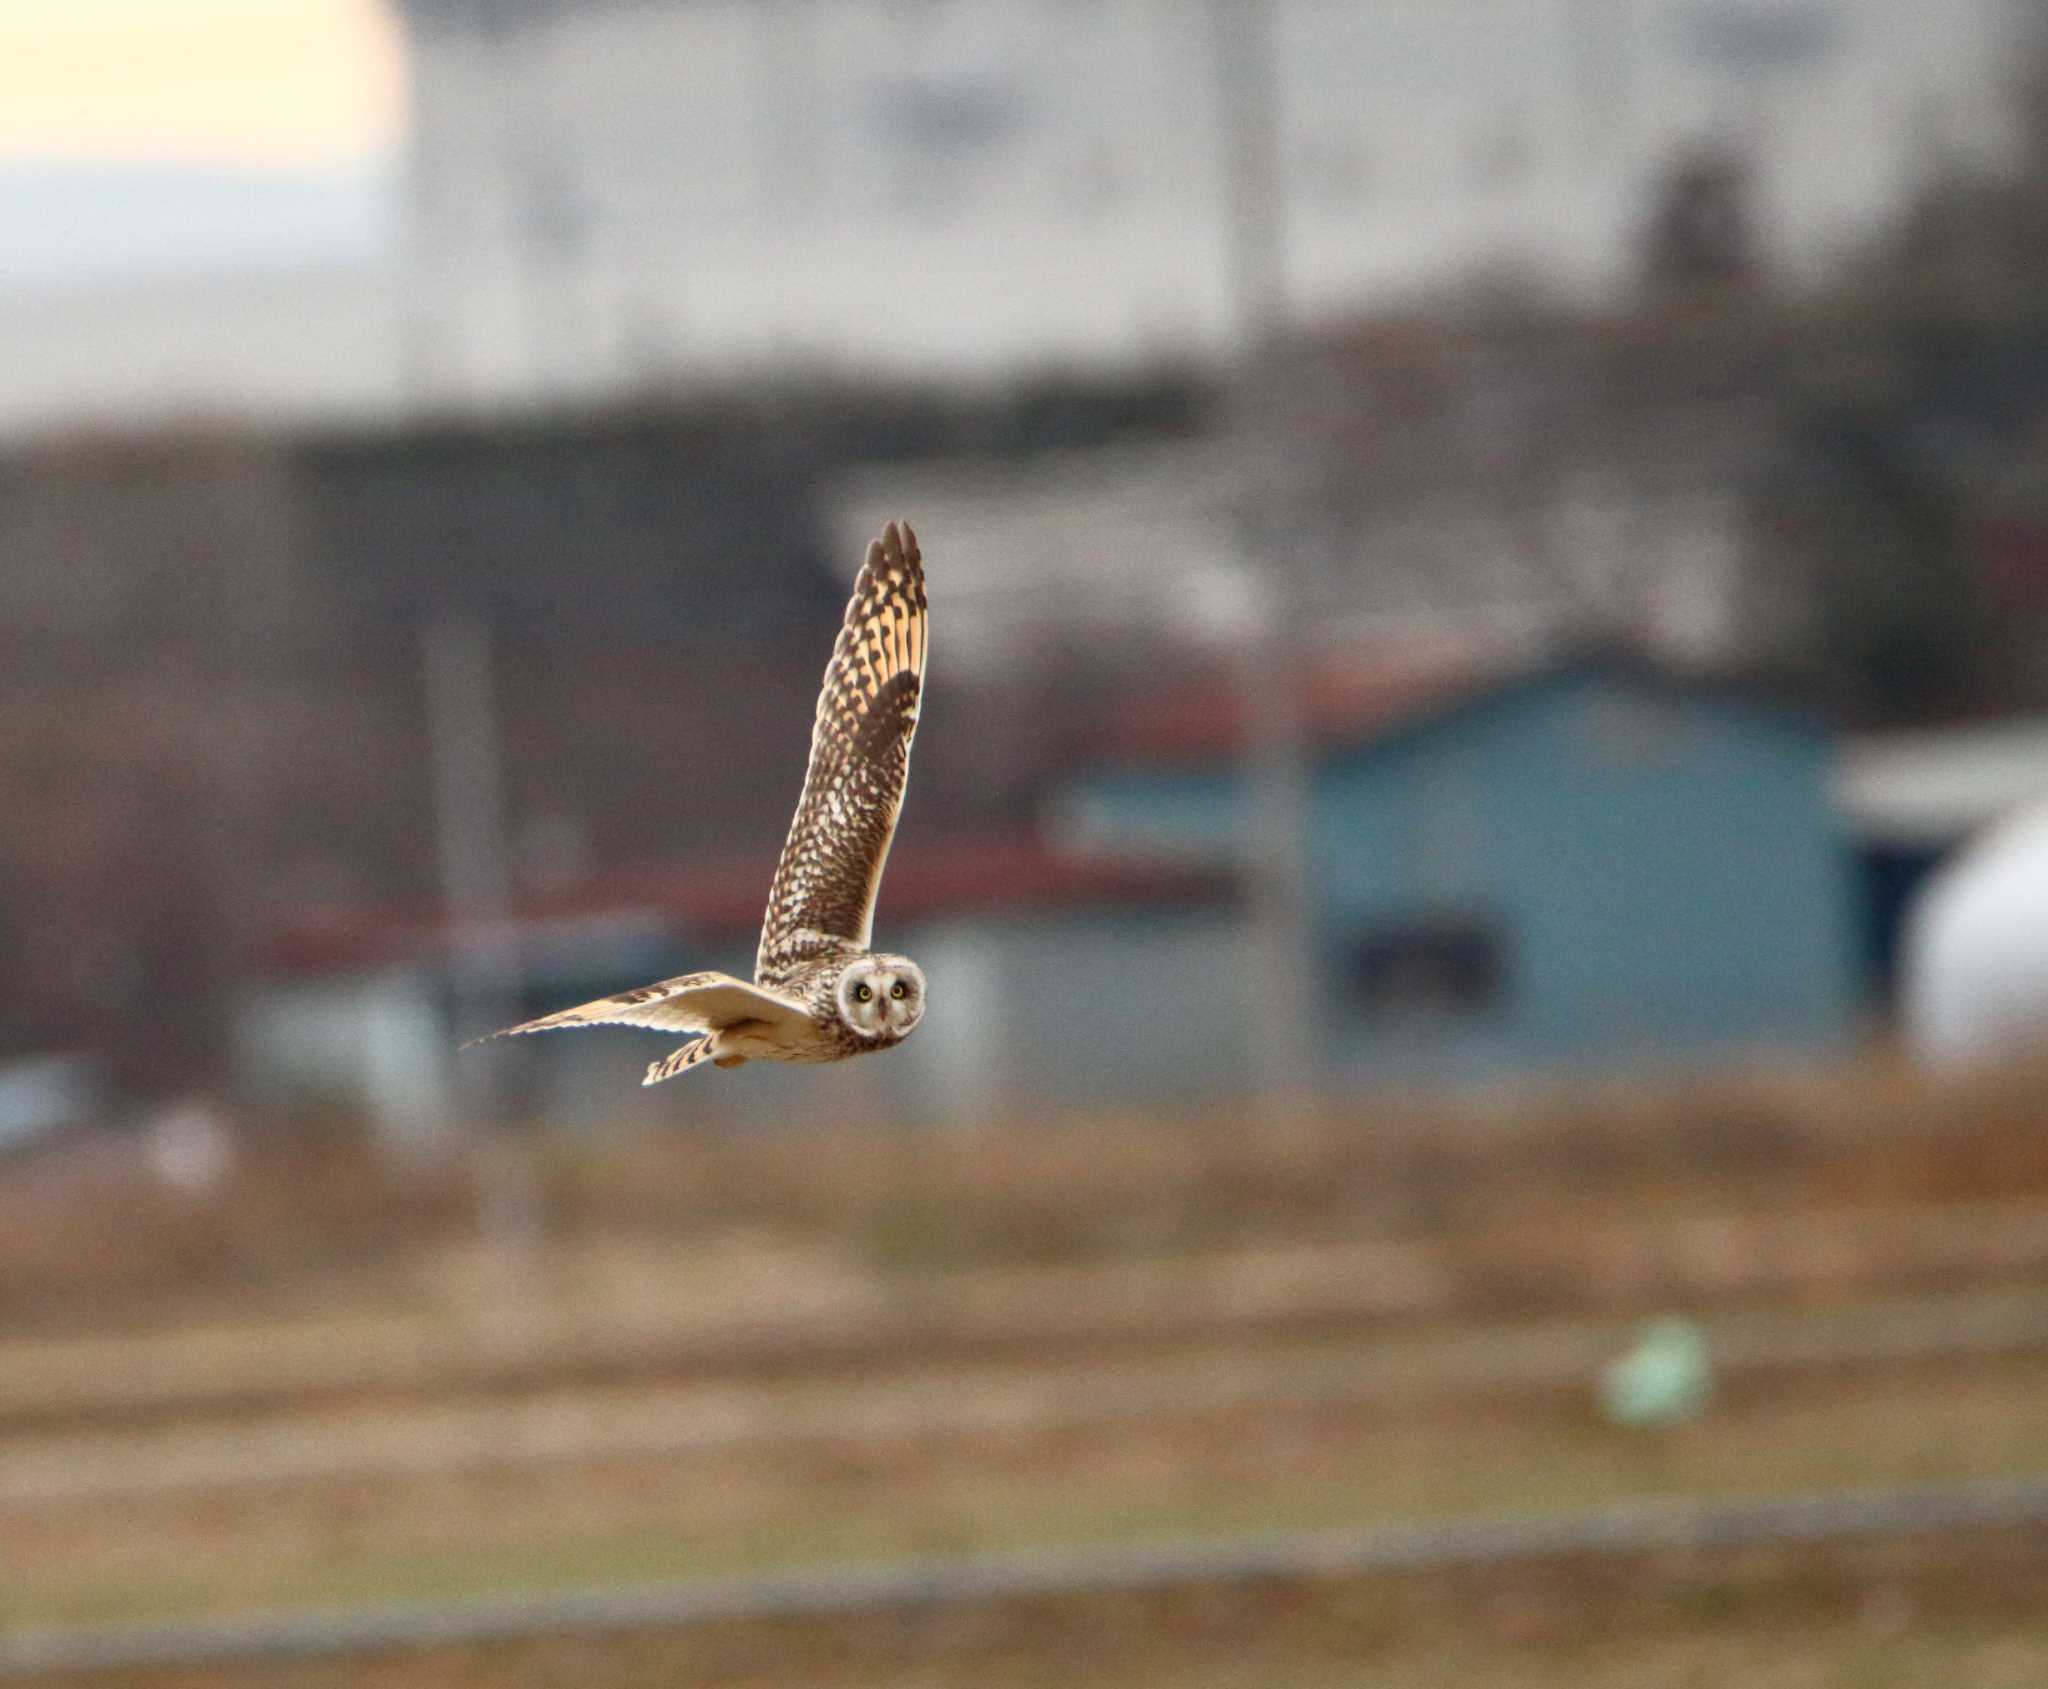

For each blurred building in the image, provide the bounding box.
[0,1,2025,432]
[9,316,2044,1113]
[0,267,405,435]
[835,323,1771,677]
[1897,796,2048,1068]
[238,651,1861,1139]
[1064,651,1861,1084]
[243,838,1239,1147]
[0,384,1187,1109]
[1835,717,2048,999]
[0,409,832,1110]
[394,0,2018,404]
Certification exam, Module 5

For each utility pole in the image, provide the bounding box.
[1211,0,1288,344]
[421,612,542,1318]
[1210,0,1322,1112]
[1571,0,1630,163]
[423,613,522,1065]
[513,145,593,404]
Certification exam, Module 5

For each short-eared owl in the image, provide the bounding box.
[477,522,929,1086]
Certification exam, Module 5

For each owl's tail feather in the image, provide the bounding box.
[644,1037,716,1087]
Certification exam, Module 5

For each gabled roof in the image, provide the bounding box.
[1092,642,1489,766]
[1089,642,1829,772]
[1091,642,1813,770]
[1836,718,2048,847]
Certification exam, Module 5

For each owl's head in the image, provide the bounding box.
[834,954,926,1044]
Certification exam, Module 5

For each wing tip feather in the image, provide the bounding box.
[460,1023,536,1048]
[873,519,922,577]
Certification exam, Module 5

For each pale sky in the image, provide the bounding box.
[0,0,402,166]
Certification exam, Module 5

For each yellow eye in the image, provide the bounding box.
[854,984,873,1003]
[890,982,908,1000]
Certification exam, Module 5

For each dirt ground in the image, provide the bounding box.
[4,1056,2048,1683]
[18,1535,2048,1689]
[7,1283,2048,1632]
[8,1051,2048,1342]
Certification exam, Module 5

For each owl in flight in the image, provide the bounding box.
[478,521,928,1086]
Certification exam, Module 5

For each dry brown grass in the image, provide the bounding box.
[4,1056,2048,1682]
[550,1049,2048,1263]
[2,1050,2045,1345]
[19,1534,2048,1689]
[10,1322,2048,1631]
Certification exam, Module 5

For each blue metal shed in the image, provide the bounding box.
[1063,653,1862,1084]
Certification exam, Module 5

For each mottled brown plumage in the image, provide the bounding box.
[757,520,927,984]
[473,522,930,1087]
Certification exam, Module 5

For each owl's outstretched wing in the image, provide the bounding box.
[472,971,811,1041]
[756,520,928,986]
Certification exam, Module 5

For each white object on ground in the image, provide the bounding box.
[1901,801,2048,1067]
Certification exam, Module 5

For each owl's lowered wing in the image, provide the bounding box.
[475,972,810,1041]
[756,520,928,985]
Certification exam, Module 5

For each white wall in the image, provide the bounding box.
[239,903,1247,1144]
[398,0,2024,402]
[1,1,2019,433]
[236,970,459,1158]
[0,265,404,435]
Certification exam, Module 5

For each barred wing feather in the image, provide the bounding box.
[755,520,928,985]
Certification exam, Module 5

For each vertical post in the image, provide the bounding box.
[396,112,441,408]
[422,613,522,1056]
[393,6,478,411]
[1210,0,1287,347]
[1571,0,1629,162]
[1211,0,1320,1111]
[421,612,542,1311]
[513,148,592,404]
[1227,533,1323,1114]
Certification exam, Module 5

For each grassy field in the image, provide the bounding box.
[9,1273,2048,1631]
[27,1633,2048,1689]
[7,1049,2048,1337]
[2,1054,2046,1683]
[18,1556,2048,1688]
